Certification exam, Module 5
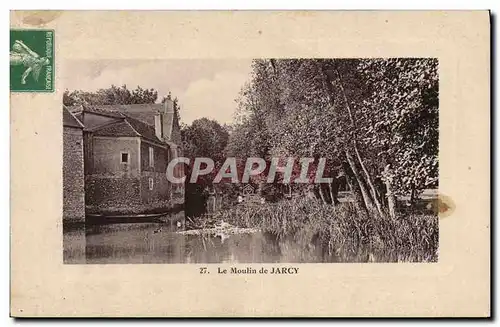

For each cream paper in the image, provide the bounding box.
[10,10,490,317]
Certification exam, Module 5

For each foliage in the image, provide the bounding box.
[181,118,231,217]
[181,118,230,165]
[230,58,439,217]
[357,58,439,196]
[63,84,158,106]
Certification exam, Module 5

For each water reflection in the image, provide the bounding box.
[64,220,337,264]
[63,224,86,264]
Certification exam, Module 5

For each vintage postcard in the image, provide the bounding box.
[10,11,490,317]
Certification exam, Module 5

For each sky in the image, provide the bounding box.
[61,59,254,125]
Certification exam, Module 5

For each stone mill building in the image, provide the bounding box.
[62,99,184,223]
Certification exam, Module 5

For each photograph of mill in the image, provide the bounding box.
[62,58,439,264]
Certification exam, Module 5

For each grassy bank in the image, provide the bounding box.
[212,198,439,262]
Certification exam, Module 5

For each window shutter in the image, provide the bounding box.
[149,147,154,168]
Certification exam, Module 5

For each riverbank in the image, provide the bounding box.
[210,198,439,263]
[85,200,184,216]
[178,225,260,236]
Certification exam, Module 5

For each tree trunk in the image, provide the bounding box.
[328,181,339,207]
[383,164,397,219]
[353,145,385,217]
[375,176,388,207]
[410,183,417,208]
[334,67,385,218]
[318,185,328,204]
[345,149,376,214]
[342,161,370,220]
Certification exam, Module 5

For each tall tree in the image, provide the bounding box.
[181,118,230,165]
[232,58,438,220]
[63,84,158,106]
[181,118,231,217]
[356,58,439,216]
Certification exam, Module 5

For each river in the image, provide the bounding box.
[63,219,337,264]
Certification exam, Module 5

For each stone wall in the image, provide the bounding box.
[140,172,171,203]
[84,137,185,215]
[85,175,180,214]
[139,140,172,205]
[63,127,85,223]
[85,176,142,214]
[140,140,168,173]
[92,137,140,177]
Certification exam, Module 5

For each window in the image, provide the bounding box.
[149,147,154,168]
[120,152,129,164]
[148,178,154,190]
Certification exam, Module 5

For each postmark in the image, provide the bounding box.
[10,29,54,92]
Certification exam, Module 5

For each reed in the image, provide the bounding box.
[212,198,439,262]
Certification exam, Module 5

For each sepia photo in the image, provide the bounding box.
[11,11,489,317]
[62,58,439,264]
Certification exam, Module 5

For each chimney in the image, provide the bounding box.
[154,112,163,140]
[163,98,174,113]
[162,98,175,141]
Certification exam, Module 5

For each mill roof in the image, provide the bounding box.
[63,106,84,129]
[63,105,168,146]
[66,102,177,142]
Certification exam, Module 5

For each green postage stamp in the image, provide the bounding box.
[10,29,54,92]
